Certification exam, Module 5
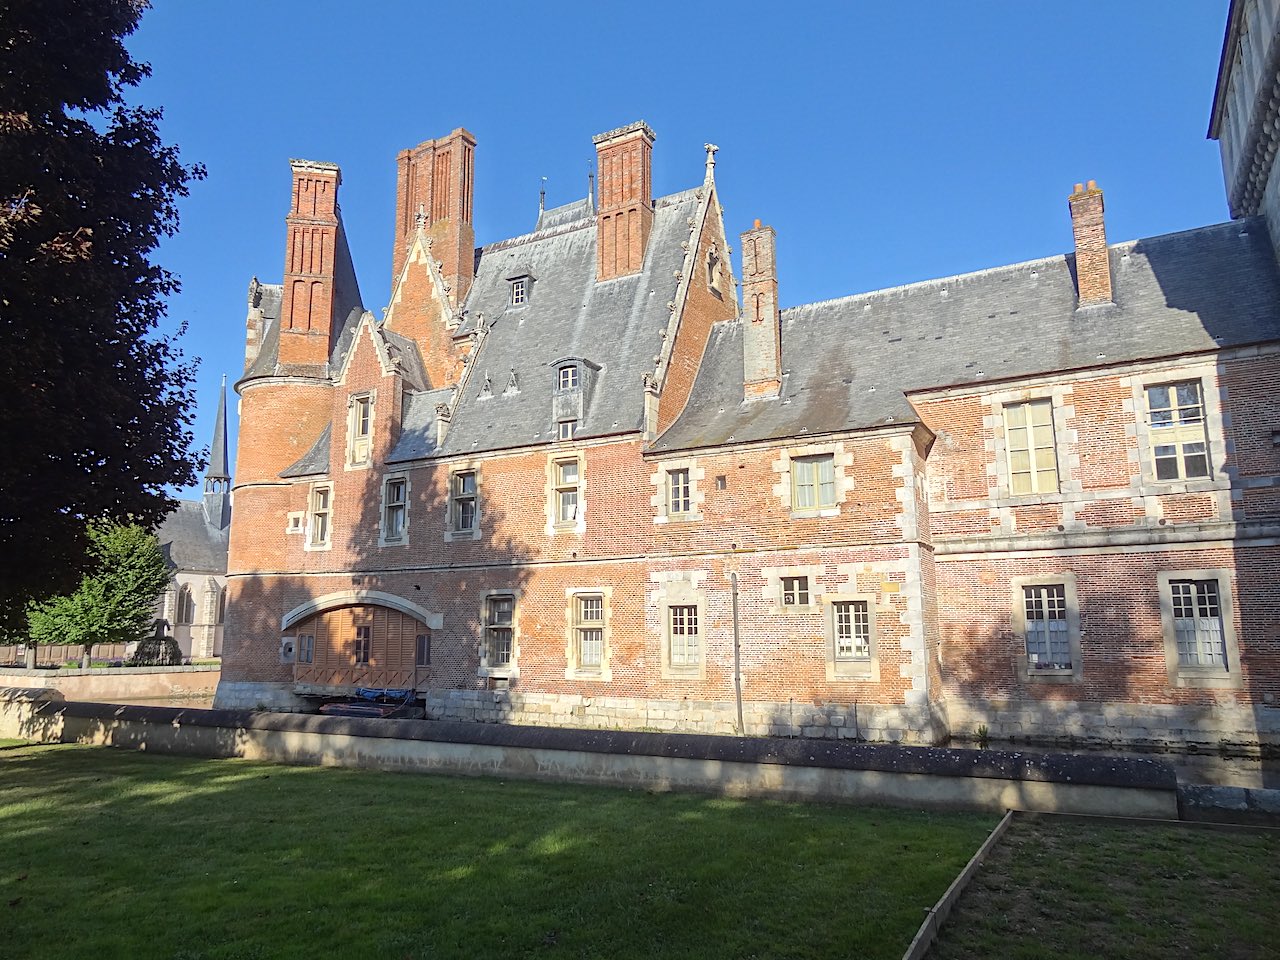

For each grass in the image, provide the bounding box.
[931,816,1280,960]
[0,744,994,960]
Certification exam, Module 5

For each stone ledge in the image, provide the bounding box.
[46,701,1176,790]
[0,665,220,678]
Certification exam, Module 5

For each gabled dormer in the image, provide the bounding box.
[550,356,601,440]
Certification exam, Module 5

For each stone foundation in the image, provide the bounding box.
[944,698,1280,756]
[213,680,311,712]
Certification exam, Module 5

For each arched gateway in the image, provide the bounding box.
[281,591,441,695]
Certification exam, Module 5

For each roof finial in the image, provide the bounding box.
[588,163,595,208]
[704,143,719,181]
[539,177,547,213]
[414,202,427,230]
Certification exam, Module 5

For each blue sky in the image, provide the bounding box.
[128,2,1232,497]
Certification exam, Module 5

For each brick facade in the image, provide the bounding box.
[219,110,1280,753]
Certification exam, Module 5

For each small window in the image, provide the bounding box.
[1022,584,1070,668]
[668,605,700,668]
[349,395,372,466]
[1005,399,1059,495]
[668,468,691,516]
[176,585,195,626]
[555,459,580,524]
[216,589,226,625]
[297,633,314,664]
[354,625,371,666]
[286,512,304,534]
[1147,381,1210,480]
[781,576,810,607]
[833,600,871,660]
[557,420,577,441]
[1170,579,1226,668]
[575,594,604,670]
[415,633,431,668]
[308,485,332,547]
[558,365,579,390]
[792,454,836,510]
[382,477,407,541]
[451,471,477,532]
[511,277,527,306]
[485,595,514,668]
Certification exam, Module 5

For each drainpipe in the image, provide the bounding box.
[730,572,745,735]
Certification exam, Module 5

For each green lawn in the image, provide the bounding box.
[931,816,1280,960]
[0,744,994,960]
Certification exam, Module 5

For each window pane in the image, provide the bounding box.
[579,596,603,623]
[559,490,578,522]
[454,472,476,495]
[558,460,579,485]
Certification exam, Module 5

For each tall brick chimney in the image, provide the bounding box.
[740,219,781,400]
[393,128,476,306]
[1068,180,1112,307]
[278,160,342,368]
[594,121,655,282]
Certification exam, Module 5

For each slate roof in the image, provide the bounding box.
[535,197,595,232]
[155,500,229,574]
[281,423,332,478]
[387,388,458,463]
[652,217,1280,452]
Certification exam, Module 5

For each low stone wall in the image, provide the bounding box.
[945,698,1280,756]
[0,665,219,702]
[0,689,1178,818]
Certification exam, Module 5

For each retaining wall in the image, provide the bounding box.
[0,666,219,702]
[0,689,1178,818]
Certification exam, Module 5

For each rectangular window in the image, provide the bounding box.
[511,277,527,306]
[555,459,580,523]
[485,595,514,668]
[668,468,691,515]
[382,477,407,541]
[1170,579,1226,668]
[1005,399,1059,495]
[308,485,332,547]
[415,633,431,668]
[349,395,372,465]
[557,420,576,441]
[781,576,810,607]
[558,365,578,390]
[833,600,871,660]
[575,594,604,669]
[297,634,314,664]
[1022,584,1070,668]
[354,626,371,666]
[792,454,836,510]
[1147,381,1210,480]
[451,471,477,532]
[669,605,700,667]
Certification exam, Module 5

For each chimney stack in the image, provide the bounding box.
[278,160,342,369]
[593,121,655,281]
[740,219,781,400]
[393,128,477,306]
[1068,179,1113,307]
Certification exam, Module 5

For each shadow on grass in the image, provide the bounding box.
[0,743,996,960]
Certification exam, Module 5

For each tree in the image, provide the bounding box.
[27,520,170,667]
[0,0,205,630]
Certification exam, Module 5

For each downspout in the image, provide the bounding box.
[730,572,745,735]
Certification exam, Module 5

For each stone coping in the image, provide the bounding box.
[0,665,220,678]
[40,701,1177,791]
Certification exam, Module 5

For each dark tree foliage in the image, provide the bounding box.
[0,1,205,629]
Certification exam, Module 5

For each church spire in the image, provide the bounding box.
[202,377,231,529]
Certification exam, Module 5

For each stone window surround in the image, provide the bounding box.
[563,585,613,681]
[822,591,881,682]
[285,511,305,535]
[985,385,1077,503]
[1010,572,1084,684]
[378,472,409,548]
[651,573,708,681]
[444,462,482,543]
[771,442,854,519]
[344,389,376,471]
[1157,568,1243,690]
[761,563,825,614]
[303,481,333,552]
[1128,365,1229,497]
[544,451,586,536]
[477,588,521,681]
[650,456,706,524]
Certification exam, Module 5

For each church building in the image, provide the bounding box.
[217,1,1280,752]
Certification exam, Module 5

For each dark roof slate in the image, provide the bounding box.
[155,500,229,573]
[280,422,332,478]
[653,217,1280,452]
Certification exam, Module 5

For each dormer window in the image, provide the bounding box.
[348,393,373,467]
[558,365,579,391]
[511,277,527,306]
[557,419,577,441]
